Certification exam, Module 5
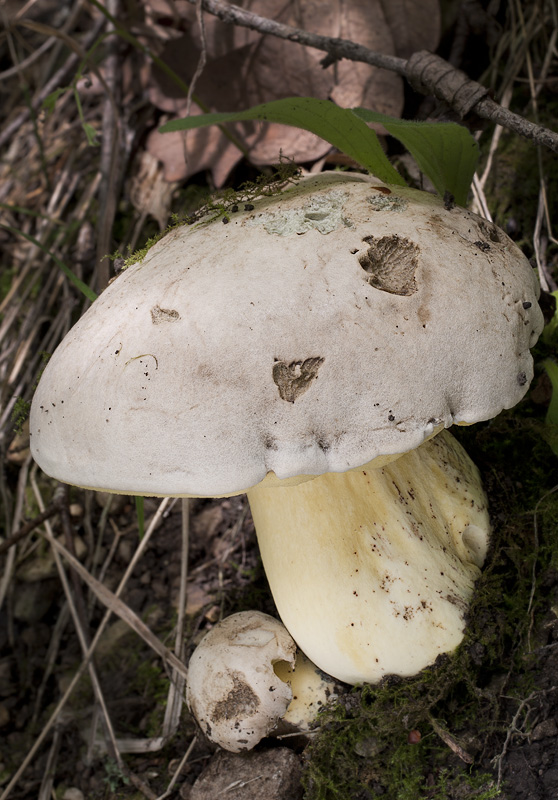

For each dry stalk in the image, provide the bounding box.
[492,687,558,787]
[0,498,172,800]
[30,475,123,766]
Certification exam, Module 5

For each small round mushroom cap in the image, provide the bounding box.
[30,172,543,495]
[186,611,296,752]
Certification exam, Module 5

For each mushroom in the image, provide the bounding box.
[29,172,544,683]
[186,611,296,752]
[186,610,334,751]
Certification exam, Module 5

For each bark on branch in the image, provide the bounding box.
[188,0,558,153]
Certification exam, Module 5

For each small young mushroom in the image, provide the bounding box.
[29,172,544,684]
[186,610,328,751]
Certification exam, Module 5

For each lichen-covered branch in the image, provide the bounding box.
[188,0,558,153]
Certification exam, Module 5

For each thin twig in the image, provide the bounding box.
[184,0,558,152]
[428,716,474,764]
[155,736,197,800]
[492,687,558,787]
[162,498,190,739]
[0,500,62,556]
[0,497,171,800]
[96,0,123,292]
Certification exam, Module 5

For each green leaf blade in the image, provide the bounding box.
[352,109,479,206]
[160,97,406,187]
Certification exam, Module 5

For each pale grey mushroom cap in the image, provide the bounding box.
[30,172,543,496]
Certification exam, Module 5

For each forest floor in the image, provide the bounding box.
[1,1,558,799]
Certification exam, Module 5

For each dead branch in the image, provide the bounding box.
[0,487,65,556]
[186,0,558,153]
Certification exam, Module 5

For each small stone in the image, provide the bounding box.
[532,718,558,741]
[190,748,303,800]
[355,736,382,758]
[204,605,221,623]
[151,578,167,599]
[0,703,10,727]
[13,580,58,622]
[117,539,133,563]
[95,492,127,514]
[62,789,85,800]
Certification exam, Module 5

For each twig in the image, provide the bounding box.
[96,0,123,292]
[155,735,197,800]
[0,497,171,800]
[37,723,62,800]
[492,687,558,787]
[0,456,36,613]
[428,716,474,764]
[162,498,190,739]
[527,485,558,650]
[0,499,62,556]
[185,0,558,153]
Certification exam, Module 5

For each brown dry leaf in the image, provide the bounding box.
[147,109,256,186]
[128,149,176,229]
[144,0,440,185]
[191,504,225,543]
[182,582,215,615]
[378,0,441,59]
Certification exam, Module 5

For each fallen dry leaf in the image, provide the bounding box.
[379,0,441,59]
[144,0,441,185]
[128,149,177,229]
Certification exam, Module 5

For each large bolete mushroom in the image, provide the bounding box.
[30,172,543,684]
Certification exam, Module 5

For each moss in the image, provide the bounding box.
[114,159,301,269]
[11,396,31,434]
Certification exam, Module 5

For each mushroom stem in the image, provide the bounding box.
[247,430,490,685]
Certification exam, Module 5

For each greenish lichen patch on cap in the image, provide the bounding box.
[367,194,408,213]
[248,190,350,236]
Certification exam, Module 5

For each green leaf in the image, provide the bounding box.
[82,122,100,147]
[159,97,405,187]
[352,109,479,206]
[42,87,68,116]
